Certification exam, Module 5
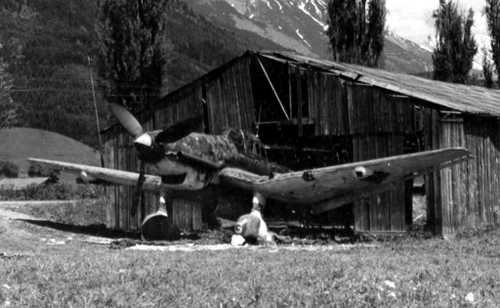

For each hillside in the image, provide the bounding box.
[0,127,100,176]
[189,0,433,74]
[161,1,285,92]
[0,0,283,147]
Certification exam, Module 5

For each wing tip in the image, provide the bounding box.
[27,157,49,163]
[448,147,470,156]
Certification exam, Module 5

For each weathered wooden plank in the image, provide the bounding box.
[297,69,303,137]
[346,83,356,135]
[326,76,334,135]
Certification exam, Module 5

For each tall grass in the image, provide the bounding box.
[0,183,102,201]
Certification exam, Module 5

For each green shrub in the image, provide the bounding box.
[0,183,103,201]
[28,162,61,179]
[0,160,19,178]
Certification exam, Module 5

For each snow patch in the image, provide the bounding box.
[298,2,327,30]
[296,29,312,48]
[309,0,323,17]
[273,0,283,11]
[249,13,254,19]
[295,28,304,39]
[263,0,273,10]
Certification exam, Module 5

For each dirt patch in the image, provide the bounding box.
[127,243,378,252]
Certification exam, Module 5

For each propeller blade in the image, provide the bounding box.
[155,116,202,144]
[131,161,146,216]
[110,103,144,138]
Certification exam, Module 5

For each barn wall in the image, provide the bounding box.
[103,57,255,233]
[257,60,425,233]
[306,70,349,136]
[205,56,256,133]
[430,116,500,237]
[154,82,204,129]
[347,84,415,233]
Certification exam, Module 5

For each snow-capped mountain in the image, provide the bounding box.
[189,0,432,74]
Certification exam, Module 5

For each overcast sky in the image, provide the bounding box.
[386,0,490,54]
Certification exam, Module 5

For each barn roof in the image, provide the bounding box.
[104,50,500,138]
[259,51,500,117]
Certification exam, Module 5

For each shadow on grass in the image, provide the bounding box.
[18,219,139,239]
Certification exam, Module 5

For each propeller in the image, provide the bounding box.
[109,103,144,138]
[109,103,200,216]
[110,103,153,216]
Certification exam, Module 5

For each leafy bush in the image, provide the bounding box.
[0,160,19,178]
[28,162,61,181]
[0,183,103,201]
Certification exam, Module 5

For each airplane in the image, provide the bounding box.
[29,103,469,243]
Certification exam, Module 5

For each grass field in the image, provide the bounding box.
[0,202,499,307]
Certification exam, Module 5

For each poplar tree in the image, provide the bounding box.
[98,0,171,112]
[0,59,17,128]
[482,48,494,88]
[486,0,500,87]
[325,0,386,67]
[432,0,477,83]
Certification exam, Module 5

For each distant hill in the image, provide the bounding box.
[188,0,433,75]
[160,1,285,92]
[0,127,100,177]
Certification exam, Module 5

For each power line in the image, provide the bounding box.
[12,79,164,89]
[88,56,104,167]
[10,88,159,97]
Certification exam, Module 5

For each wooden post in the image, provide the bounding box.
[438,114,465,238]
[297,70,303,137]
[288,64,293,119]
[171,198,203,232]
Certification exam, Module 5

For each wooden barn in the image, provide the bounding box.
[102,51,500,238]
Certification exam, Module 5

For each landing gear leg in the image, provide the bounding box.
[141,191,180,241]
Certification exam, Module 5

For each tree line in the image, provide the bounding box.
[325,0,500,88]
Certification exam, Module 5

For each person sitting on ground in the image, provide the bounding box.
[231,192,275,246]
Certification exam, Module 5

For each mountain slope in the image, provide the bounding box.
[0,0,284,146]
[189,0,432,74]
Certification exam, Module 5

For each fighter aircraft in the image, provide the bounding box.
[29,103,468,241]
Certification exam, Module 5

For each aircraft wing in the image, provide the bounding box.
[28,158,163,191]
[219,147,469,206]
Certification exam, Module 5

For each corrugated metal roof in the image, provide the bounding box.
[259,51,500,117]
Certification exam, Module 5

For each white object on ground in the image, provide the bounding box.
[465,292,475,303]
[47,238,65,245]
[82,236,114,245]
[231,234,246,246]
[127,243,378,252]
[384,280,396,289]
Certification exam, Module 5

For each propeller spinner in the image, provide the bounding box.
[109,103,196,216]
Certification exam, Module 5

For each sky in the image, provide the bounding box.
[386,0,490,57]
